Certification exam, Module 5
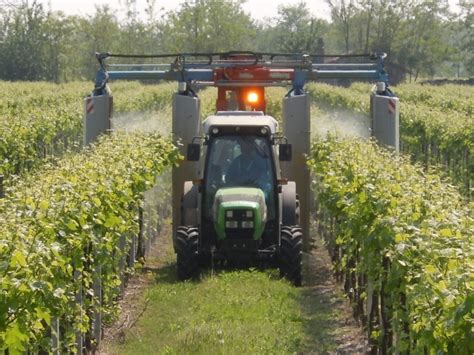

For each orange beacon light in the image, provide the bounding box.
[247,91,259,103]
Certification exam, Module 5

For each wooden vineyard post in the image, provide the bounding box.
[128,233,137,268]
[379,257,392,352]
[92,261,102,347]
[118,234,127,296]
[366,278,378,352]
[357,273,366,326]
[0,175,4,198]
[51,318,60,355]
[74,269,84,353]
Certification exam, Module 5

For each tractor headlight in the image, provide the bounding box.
[241,221,254,229]
[245,210,253,218]
[226,210,233,218]
[225,221,238,229]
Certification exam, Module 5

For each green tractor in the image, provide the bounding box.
[176,112,303,285]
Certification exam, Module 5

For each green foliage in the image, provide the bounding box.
[265,87,286,121]
[0,131,179,352]
[0,81,176,185]
[325,0,459,79]
[309,137,473,353]
[458,1,474,76]
[0,1,59,81]
[306,83,474,197]
[0,81,87,182]
[159,0,256,53]
[258,2,327,53]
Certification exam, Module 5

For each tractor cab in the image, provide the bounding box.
[188,112,286,262]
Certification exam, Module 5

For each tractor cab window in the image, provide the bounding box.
[204,134,276,219]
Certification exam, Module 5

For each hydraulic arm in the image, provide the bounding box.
[93,51,392,97]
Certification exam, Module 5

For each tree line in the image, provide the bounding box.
[0,0,472,82]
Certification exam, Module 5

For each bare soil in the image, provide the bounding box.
[300,237,369,354]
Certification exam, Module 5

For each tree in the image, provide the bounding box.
[359,0,375,53]
[326,0,357,53]
[325,0,454,80]
[79,6,121,78]
[0,0,467,82]
[395,1,451,80]
[271,2,328,53]
[458,0,473,75]
[0,0,25,8]
[159,0,256,53]
[0,1,51,80]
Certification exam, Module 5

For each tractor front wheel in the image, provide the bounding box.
[175,226,200,281]
[279,226,303,286]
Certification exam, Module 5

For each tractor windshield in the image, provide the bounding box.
[204,135,276,219]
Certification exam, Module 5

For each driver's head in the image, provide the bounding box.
[240,138,253,156]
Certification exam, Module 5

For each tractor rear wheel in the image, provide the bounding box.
[279,226,303,286]
[175,226,200,280]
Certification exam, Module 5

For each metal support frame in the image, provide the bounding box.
[371,85,399,151]
[92,51,390,93]
[171,92,201,244]
[83,95,113,145]
[282,91,311,249]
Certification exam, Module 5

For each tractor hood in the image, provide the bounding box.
[213,187,267,240]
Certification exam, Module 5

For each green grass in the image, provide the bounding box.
[111,266,303,354]
[104,233,364,354]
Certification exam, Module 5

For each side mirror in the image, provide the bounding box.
[187,143,200,161]
[279,144,292,161]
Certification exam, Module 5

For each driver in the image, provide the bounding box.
[225,137,271,197]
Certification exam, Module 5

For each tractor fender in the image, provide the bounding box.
[281,181,299,225]
[181,181,199,226]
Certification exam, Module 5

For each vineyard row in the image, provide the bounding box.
[310,137,473,353]
[0,82,176,185]
[306,83,473,197]
[0,132,180,353]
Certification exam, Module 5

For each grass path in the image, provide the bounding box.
[99,227,367,354]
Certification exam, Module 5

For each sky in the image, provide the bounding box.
[37,0,333,22]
